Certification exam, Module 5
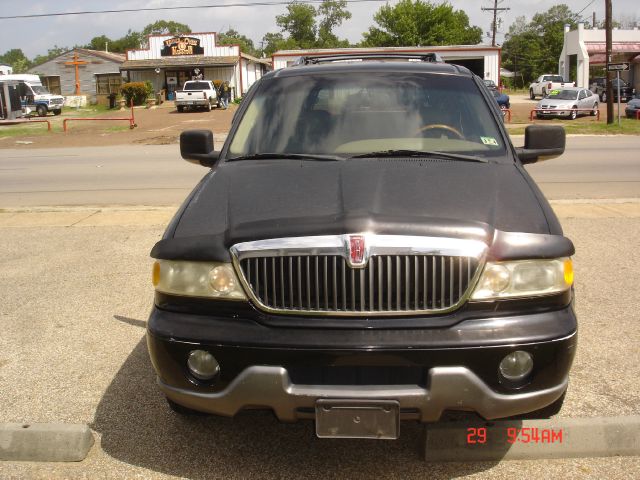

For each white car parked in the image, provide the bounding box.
[535,87,599,120]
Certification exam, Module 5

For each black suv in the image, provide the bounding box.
[590,76,635,102]
[147,54,576,439]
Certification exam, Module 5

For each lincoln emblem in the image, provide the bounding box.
[349,235,366,266]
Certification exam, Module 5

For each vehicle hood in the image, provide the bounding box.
[158,159,556,260]
[537,98,576,108]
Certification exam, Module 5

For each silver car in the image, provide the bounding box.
[536,87,599,120]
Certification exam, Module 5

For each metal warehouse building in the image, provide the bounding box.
[272,45,501,83]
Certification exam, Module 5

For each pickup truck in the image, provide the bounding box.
[175,80,218,112]
[529,75,575,100]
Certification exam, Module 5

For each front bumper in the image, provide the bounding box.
[147,303,577,422]
[158,364,569,422]
[175,99,209,106]
[536,109,573,118]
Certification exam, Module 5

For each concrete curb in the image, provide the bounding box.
[0,423,94,462]
[424,416,640,462]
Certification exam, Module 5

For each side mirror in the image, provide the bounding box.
[180,130,219,167]
[515,125,565,164]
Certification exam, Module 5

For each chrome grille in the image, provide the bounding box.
[238,254,479,314]
[232,234,486,316]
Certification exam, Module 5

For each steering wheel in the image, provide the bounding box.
[415,124,464,139]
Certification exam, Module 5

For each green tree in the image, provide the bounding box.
[361,0,482,47]
[276,2,317,48]
[109,29,143,52]
[317,0,352,47]
[264,0,352,53]
[32,45,68,66]
[85,35,112,52]
[218,29,260,57]
[142,20,191,36]
[0,48,31,72]
[501,4,579,87]
[262,32,298,57]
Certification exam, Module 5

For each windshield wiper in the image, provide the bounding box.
[226,153,343,162]
[349,149,488,163]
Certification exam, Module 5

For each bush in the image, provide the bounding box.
[120,82,152,106]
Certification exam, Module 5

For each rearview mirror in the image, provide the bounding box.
[515,125,565,164]
[180,130,219,167]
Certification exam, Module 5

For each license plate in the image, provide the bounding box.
[315,399,399,439]
[542,110,550,114]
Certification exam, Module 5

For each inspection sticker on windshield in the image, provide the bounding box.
[481,136,499,146]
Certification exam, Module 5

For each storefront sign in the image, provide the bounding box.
[161,37,204,56]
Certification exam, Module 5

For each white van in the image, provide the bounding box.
[1,74,65,116]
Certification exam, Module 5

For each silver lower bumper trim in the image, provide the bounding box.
[159,366,568,422]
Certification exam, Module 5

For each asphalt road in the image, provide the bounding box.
[0,135,639,207]
[0,210,638,478]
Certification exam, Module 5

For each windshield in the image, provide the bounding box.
[228,72,506,159]
[547,90,578,100]
[31,85,50,94]
[184,82,211,90]
[544,76,565,83]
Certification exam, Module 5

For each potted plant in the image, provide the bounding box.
[116,94,127,110]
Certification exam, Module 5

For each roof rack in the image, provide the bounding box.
[292,52,444,66]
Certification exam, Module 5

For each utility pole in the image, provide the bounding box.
[482,0,510,47]
[605,0,613,124]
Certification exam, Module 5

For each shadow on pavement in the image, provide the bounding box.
[92,321,503,479]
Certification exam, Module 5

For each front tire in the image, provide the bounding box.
[36,105,47,117]
[570,108,577,120]
[529,89,535,100]
[53,109,62,116]
[591,103,598,116]
[206,102,212,112]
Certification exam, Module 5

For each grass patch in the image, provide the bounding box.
[57,104,113,117]
[506,116,640,135]
[0,124,53,138]
[103,125,131,132]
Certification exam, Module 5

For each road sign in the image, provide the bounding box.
[607,63,630,71]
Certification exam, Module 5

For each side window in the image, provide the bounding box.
[578,91,586,100]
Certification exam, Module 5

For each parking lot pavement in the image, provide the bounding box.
[0,205,639,478]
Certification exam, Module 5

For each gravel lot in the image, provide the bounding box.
[0,206,639,478]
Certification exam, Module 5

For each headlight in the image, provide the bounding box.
[471,258,573,300]
[152,260,246,300]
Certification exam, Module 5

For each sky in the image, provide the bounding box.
[0,0,638,59]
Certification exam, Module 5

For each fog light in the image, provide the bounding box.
[499,350,533,382]
[187,350,220,381]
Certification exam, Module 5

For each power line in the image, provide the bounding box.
[0,0,388,20]
[576,0,597,16]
